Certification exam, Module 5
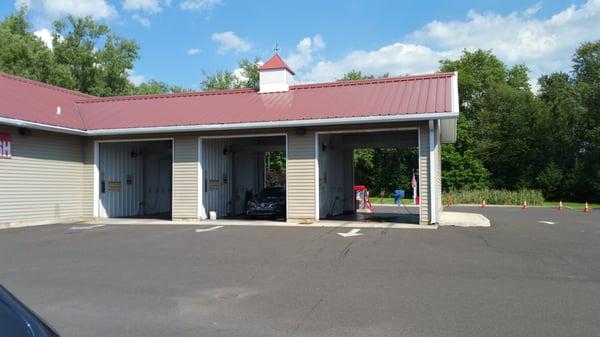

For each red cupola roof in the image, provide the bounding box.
[258,54,295,75]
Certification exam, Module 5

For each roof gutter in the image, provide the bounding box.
[85,111,459,136]
[0,116,87,135]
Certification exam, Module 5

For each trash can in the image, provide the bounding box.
[393,189,405,205]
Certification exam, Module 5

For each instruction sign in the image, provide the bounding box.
[107,181,122,192]
[0,133,11,159]
[208,179,220,190]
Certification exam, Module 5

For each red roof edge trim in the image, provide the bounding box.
[0,72,94,98]
[290,72,455,91]
[76,87,257,104]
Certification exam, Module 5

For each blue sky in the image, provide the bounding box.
[2,0,599,90]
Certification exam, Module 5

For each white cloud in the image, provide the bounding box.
[299,0,600,88]
[409,0,600,75]
[127,69,146,85]
[285,34,325,72]
[179,0,222,11]
[211,31,251,54]
[302,43,455,83]
[232,60,262,83]
[40,0,118,19]
[33,28,53,49]
[132,14,151,27]
[14,0,31,10]
[523,2,542,17]
[123,0,161,13]
[187,48,201,55]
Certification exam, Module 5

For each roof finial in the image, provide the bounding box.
[273,43,280,54]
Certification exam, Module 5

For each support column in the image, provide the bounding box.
[418,124,430,225]
[172,136,198,220]
[286,131,317,223]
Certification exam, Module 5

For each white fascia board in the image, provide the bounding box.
[0,116,87,135]
[1,111,459,137]
[85,112,459,136]
[451,72,460,114]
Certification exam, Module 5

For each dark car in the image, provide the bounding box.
[246,187,286,219]
[0,285,60,337]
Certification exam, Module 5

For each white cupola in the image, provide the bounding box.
[258,54,295,93]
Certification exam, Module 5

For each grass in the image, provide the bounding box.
[448,189,545,206]
[373,197,415,205]
[372,193,599,209]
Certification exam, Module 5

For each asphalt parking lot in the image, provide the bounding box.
[1,206,599,337]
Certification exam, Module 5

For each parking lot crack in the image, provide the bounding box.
[290,297,324,336]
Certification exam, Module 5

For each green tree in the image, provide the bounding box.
[238,57,260,89]
[52,16,139,96]
[201,57,260,90]
[0,8,72,87]
[537,72,584,199]
[338,70,374,81]
[438,50,536,192]
[130,80,192,95]
[571,41,600,200]
[201,69,241,90]
[476,83,550,189]
[442,146,490,190]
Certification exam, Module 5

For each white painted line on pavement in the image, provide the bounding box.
[537,221,556,225]
[70,224,105,230]
[195,225,224,233]
[337,228,364,237]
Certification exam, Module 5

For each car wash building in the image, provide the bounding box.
[0,54,458,226]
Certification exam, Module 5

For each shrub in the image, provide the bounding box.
[448,189,544,206]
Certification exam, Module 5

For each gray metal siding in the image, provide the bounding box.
[419,124,430,225]
[172,136,198,219]
[98,142,144,217]
[0,126,86,224]
[287,131,317,221]
[201,138,233,218]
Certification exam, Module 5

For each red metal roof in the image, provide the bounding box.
[0,71,455,132]
[0,72,91,130]
[258,54,295,75]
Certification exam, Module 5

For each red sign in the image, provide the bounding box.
[0,133,12,159]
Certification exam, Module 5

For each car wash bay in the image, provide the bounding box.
[199,135,286,220]
[98,140,173,219]
[317,129,420,224]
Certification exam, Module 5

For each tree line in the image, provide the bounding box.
[1,8,599,202]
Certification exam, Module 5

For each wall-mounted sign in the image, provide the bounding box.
[107,181,122,192]
[0,133,12,159]
[208,179,220,190]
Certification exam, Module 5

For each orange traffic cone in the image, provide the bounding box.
[522,200,528,209]
[558,201,564,211]
[583,202,590,213]
[481,200,487,208]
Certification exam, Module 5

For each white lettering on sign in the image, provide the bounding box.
[0,134,11,159]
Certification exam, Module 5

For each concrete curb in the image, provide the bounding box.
[80,218,436,229]
[0,218,87,230]
[438,211,491,227]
